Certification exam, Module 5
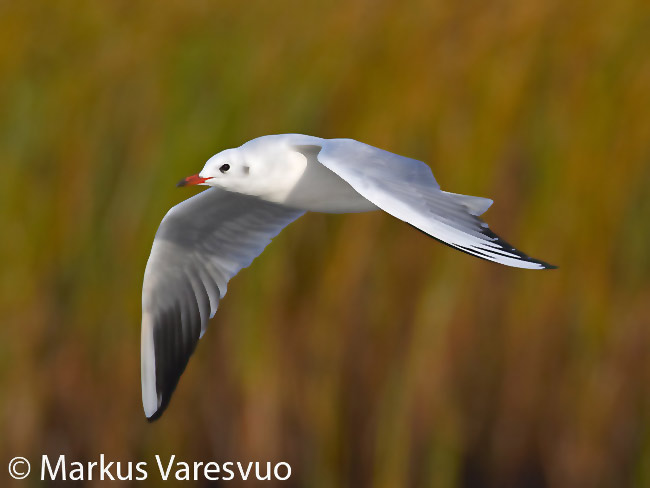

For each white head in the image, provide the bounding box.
[176,148,254,192]
[176,137,308,201]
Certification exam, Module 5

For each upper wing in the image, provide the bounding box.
[294,139,554,270]
[141,188,304,420]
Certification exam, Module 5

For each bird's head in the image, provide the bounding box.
[177,148,253,191]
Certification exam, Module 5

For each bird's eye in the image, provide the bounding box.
[219,163,230,173]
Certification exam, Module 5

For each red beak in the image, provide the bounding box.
[176,174,213,187]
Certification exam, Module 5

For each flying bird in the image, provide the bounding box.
[141,134,555,420]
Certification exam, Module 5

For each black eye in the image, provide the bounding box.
[219,163,230,173]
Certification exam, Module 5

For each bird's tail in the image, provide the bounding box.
[441,191,493,216]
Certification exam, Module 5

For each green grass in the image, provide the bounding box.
[1,1,649,486]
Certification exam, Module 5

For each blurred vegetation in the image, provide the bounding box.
[1,0,650,486]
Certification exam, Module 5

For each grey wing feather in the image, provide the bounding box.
[141,188,304,420]
[294,140,553,270]
[312,138,440,188]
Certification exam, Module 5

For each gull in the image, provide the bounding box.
[141,134,555,420]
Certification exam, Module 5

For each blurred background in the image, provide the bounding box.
[1,0,649,486]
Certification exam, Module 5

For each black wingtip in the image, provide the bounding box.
[407,222,556,270]
[145,302,201,424]
[146,408,165,423]
[145,392,172,422]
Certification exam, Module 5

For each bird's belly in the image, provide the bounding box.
[279,160,378,213]
[292,191,378,213]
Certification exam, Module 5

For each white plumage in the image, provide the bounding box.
[141,134,554,420]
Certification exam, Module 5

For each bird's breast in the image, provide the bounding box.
[274,155,377,213]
